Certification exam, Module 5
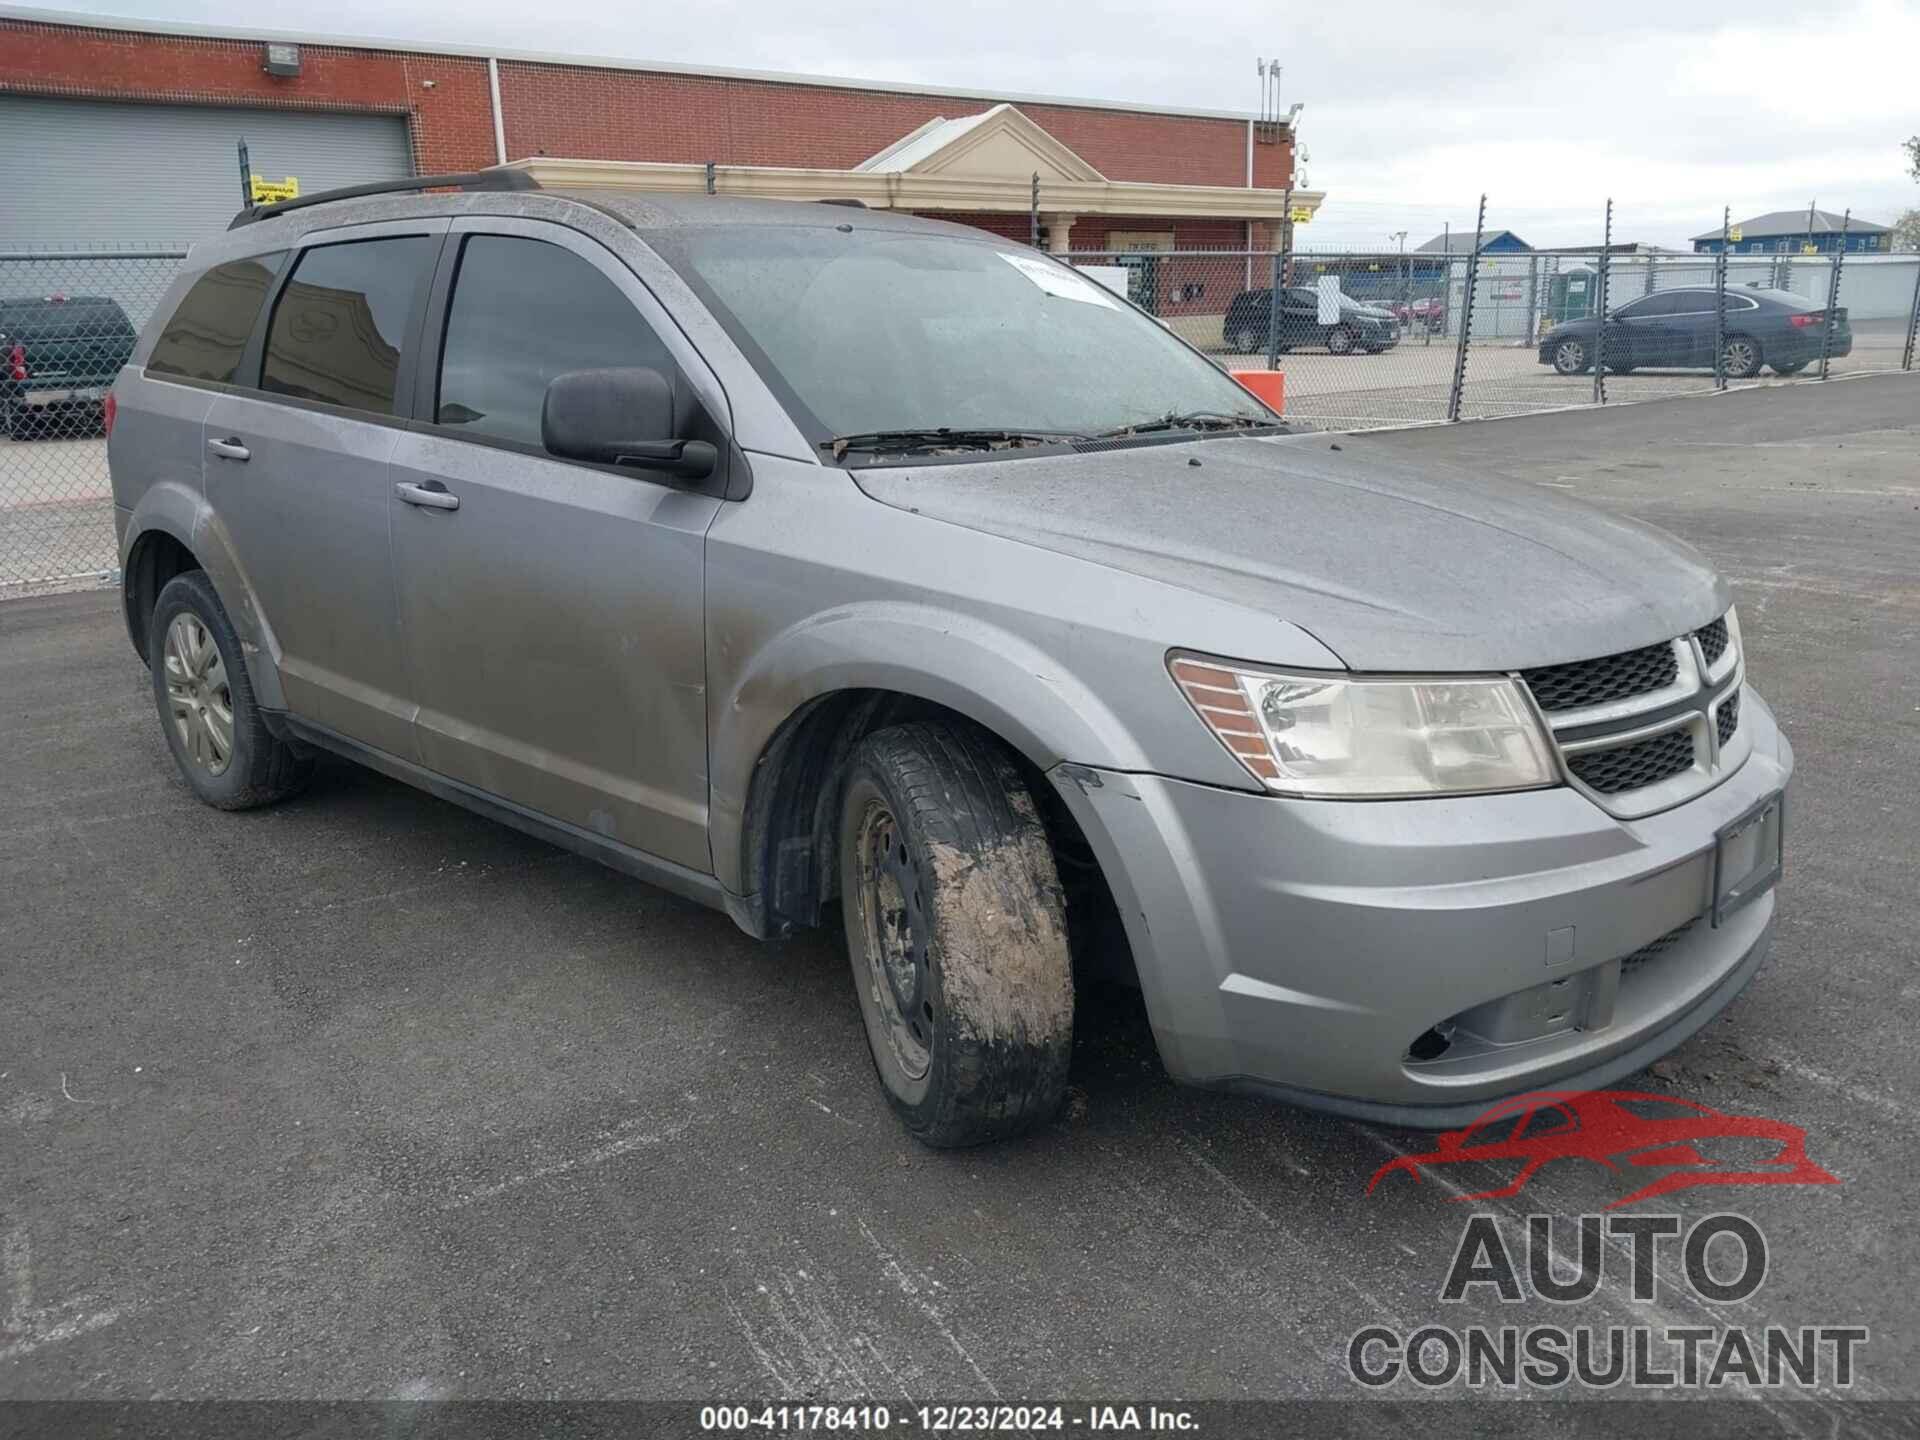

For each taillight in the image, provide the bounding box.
[103,390,118,437]
[7,343,25,381]
[1788,312,1823,328]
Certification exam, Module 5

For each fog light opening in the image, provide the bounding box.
[1407,1023,1455,1063]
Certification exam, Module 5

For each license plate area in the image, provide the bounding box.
[1712,791,1783,926]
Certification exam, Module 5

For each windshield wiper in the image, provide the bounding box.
[1091,411,1275,440]
[826,427,1082,459]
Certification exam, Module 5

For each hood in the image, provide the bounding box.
[851,432,1728,672]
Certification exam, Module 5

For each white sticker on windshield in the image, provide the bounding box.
[998,251,1120,309]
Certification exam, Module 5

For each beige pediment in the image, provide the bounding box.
[856,103,1105,183]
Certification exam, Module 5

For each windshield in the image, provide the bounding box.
[656,224,1273,444]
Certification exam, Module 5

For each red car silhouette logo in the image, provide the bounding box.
[1367,1090,1838,1210]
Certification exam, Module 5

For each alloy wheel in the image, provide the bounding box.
[1723,339,1758,377]
[1554,339,1587,374]
[163,612,234,775]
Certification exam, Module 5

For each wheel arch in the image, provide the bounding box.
[122,523,201,663]
[120,483,284,710]
[726,682,1135,987]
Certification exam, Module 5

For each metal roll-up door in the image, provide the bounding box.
[0,97,413,245]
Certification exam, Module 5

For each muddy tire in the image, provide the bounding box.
[837,722,1073,1147]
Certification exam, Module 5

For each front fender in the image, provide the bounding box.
[711,602,1178,896]
[122,480,287,711]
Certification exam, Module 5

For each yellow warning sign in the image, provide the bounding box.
[1728,226,1742,243]
[1289,206,1313,225]
[250,175,300,204]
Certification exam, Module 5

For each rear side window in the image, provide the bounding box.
[262,236,436,416]
[434,235,672,450]
[147,256,282,385]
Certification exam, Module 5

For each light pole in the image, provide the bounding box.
[1389,230,1409,314]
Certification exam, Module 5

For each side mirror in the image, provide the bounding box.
[541,367,717,482]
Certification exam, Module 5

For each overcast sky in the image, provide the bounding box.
[39,0,1920,247]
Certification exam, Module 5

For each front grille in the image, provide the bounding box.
[1716,690,1741,746]
[1566,728,1695,794]
[1521,641,1677,713]
[1621,919,1699,974]
[1697,617,1730,667]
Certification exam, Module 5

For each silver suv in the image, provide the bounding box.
[108,172,1791,1146]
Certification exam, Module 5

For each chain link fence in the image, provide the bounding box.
[1067,197,1920,434]
[2,203,1919,600]
[2,245,185,598]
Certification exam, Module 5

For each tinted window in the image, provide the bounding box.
[1617,293,1678,317]
[262,237,435,415]
[147,257,281,384]
[1662,292,1716,314]
[435,235,671,449]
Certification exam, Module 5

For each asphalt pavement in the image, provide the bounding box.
[2,372,1916,1428]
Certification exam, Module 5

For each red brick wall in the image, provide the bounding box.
[499,60,1293,188]
[2,19,1292,191]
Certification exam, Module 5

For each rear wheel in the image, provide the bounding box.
[1770,360,1807,376]
[1552,338,1590,375]
[149,570,314,810]
[1722,335,1763,379]
[1226,325,1261,354]
[838,722,1074,1147]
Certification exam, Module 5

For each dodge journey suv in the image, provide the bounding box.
[108,170,1791,1146]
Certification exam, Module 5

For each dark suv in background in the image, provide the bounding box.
[1,294,137,439]
[1538,285,1849,379]
[1223,285,1401,355]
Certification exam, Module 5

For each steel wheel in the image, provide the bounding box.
[162,611,234,775]
[1722,336,1761,379]
[852,797,933,1083]
[1554,339,1588,374]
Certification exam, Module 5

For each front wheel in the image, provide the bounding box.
[838,722,1074,1147]
[1552,338,1590,375]
[1722,335,1763,380]
[1770,360,1807,376]
[1226,325,1261,354]
[149,570,315,810]
[1327,324,1357,355]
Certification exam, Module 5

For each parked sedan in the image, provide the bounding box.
[1538,286,1849,380]
[1,294,137,439]
[1223,286,1401,355]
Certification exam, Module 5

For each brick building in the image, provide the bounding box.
[0,9,1317,265]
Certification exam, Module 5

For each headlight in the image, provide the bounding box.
[1169,653,1557,798]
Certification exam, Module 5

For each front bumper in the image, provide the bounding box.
[1049,686,1793,1127]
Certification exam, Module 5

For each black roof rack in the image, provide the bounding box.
[230,168,541,229]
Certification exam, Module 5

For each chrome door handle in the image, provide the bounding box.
[206,437,251,461]
[395,480,460,511]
